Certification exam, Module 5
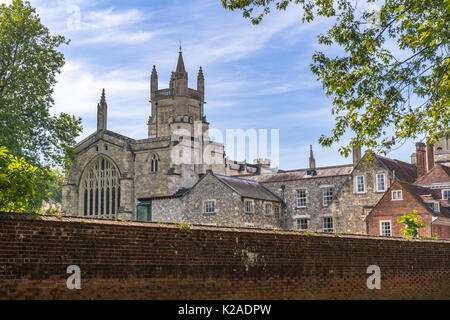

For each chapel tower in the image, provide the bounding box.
[148,50,207,138]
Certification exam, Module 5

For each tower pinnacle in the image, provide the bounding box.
[309,144,316,169]
[97,88,107,131]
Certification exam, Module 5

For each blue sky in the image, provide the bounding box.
[9,0,416,169]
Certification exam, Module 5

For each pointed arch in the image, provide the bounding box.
[78,156,121,219]
[150,153,160,173]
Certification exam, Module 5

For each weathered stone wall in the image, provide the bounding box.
[329,160,391,234]
[261,175,348,231]
[62,132,135,220]
[0,213,449,300]
[151,198,183,223]
[182,174,282,228]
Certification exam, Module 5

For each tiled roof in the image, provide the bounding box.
[376,156,417,183]
[245,164,353,183]
[415,164,450,186]
[398,181,450,218]
[215,174,282,202]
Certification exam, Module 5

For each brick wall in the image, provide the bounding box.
[0,213,449,300]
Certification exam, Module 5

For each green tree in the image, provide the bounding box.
[396,209,426,238]
[0,0,82,210]
[221,0,449,157]
[0,146,37,212]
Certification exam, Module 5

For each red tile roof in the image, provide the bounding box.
[376,156,417,183]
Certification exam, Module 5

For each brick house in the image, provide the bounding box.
[366,180,450,239]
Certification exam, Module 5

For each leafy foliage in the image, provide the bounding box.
[0,0,82,209]
[221,0,449,157]
[0,146,37,212]
[396,209,426,238]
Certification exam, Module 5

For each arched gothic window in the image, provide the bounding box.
[150,154,159,173]
[80,157,120,219]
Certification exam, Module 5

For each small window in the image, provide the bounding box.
[95,145,99,152]
[296,189,307,208]
[392,190,403,200]
[296,218,308,231]
[244,200,253,214]
[380,220,391,236]
[323,217,333,232]
[150,154,159,173]
[426,202,440,213]
[356,176,365,193]
[376,174,386,192]
[265,203,272,216]
[104,144,108,151]
[442,189,450,200]
[322,188,333,207]
[274,206,280,219]
[204,201,215,214]
[136,204,151,222]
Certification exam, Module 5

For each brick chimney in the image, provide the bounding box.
[416,142,427,178]
[353,145,362,167]
[426,142,435,171]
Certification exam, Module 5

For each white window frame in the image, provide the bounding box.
[244,199,254,214]
[356,175,365,194]
[204,200,215,214]
[376,173,387,192]
[296,189,307,208]
[322,187,333,207]
[264,203,272,216]
[380,220,392,237]
[425,201,440,213]
[442,189,450,200]
[391,190,403,201]
[296,218,308,231]
[323,217,333,232]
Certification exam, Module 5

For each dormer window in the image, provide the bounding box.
[442,189,450,200]
[426,201,440,213]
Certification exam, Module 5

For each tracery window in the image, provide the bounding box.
[80,157,120,218]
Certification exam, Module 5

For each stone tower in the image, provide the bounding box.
[147,50,206,138]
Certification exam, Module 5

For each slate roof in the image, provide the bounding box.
[376,156,417,183]
[215,174,282,202]
[244,164,353,183]
[137,188,190,202]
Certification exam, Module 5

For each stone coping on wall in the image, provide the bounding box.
[1,211,449,243]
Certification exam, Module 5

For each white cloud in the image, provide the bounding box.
[83,8,144,29]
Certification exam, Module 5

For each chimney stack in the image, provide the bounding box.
[353,145,362,167]
[426,142,435,171]
[410,153,417,165]
[416,142,427,177]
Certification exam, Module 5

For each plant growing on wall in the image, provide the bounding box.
[396,210,426,239]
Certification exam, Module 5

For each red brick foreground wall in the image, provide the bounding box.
[0,213,449,300]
